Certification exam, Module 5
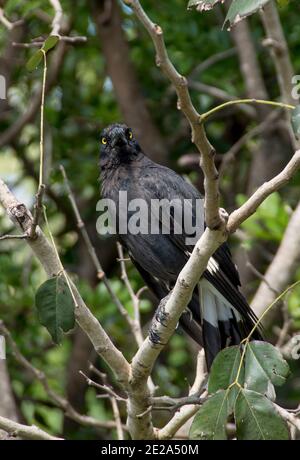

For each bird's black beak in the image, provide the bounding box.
[111,132,128,148]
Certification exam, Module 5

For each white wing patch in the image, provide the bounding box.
[199,278,241,326]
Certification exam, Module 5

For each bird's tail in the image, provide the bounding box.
[181,279,262,370]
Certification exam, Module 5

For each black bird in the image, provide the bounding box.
[99,123,262,369]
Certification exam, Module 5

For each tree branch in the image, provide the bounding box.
[0,415,62,440]
[0,8,23,30]
[0,321,127,432]
[123,0,222,230]
[0,178,131,388]
[227,150,300,233]
[157,350,207,440]
[117,242,144,347]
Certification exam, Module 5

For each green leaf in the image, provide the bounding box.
[224,0,271,29]
[35,276,75,344]
[26,49,43,72]
[244,341,290,395]
[291,105,300,139]
[187,0,223,11]
[42,35,59,53]
[189,390,231,440]
[208,345,243,393]
[235,389,289,440]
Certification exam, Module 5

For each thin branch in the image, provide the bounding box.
[59,165,140,347]
[0,39,67,148]
[12,36,87,47]
[29,184,45,239]
[200,98,295,122]
[80,369,126,439]
[227,150,300,233]
[246,259,279,296]
[275,404,300,433]
[158,350,207,440]
[28,50,47,239]
[189,48,237,78]
[111,397,124,440]
[260,1,297,106]
[79,370,126,402]
[219,110,281,175]
[117,242,144,346]
[188,80,256,119]
[0,415,62,440]
[0,321,127,432]
[123,0,223,230]
[0,234,27,241]
[49,0,63,36]
[121,0,300,440]
[0,8,23,30]
[0,179,131,387]
[47,0,86,43]
[260,1,299,150]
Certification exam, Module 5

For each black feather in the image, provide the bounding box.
[99,123,263,369]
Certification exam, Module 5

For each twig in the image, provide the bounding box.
[116,242,144,346]
[110,397,124,440]
[0,8,23,30]
[79,370,126,402]
[49,0,63,36]
[187,80,256,119]
[152,393,206,412]
[123,0,223,230]
[0,234,27,241]
[28,50,47,239]
[260,1,299,150]
[246,259,279,296]
[189,48,237,77]
[200,98,295,122]
[12,36,87,48]
[121,0,300,440]
[219,110,281,175]
[0,415,62,440]
[82,364,126,439]
[59,166,141,347]
[47,0,86,43]
[0,179,131,387]
[29,184,45,239]
[0,321,124,431]
[157,350,207,440]
[275,404,300,433]
[0,39,67,149]
[227,150,300,233]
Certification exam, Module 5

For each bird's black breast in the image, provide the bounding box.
[100,156,198,281]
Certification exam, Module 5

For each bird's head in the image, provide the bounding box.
[99,123,141,169]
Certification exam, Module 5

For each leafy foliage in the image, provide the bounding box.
[26,35,59,71]
[190,341,291,440]
[225,0,271,28]
[235,389,289,440]
[244,341,290,394]
[189,389,231,440]
[35,276,75,343]
[188,0,272,28]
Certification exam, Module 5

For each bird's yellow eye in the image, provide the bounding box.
[128,131,133,140]
[101,137,107,145]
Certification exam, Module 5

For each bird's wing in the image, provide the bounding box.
[122,161,262,368]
